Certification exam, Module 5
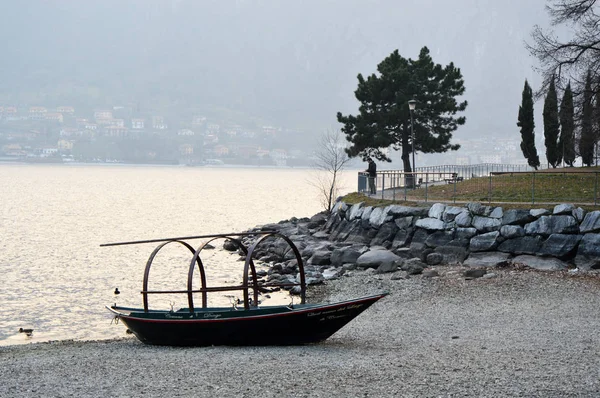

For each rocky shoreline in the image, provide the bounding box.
[3,201,600,397]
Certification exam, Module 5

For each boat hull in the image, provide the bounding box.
[108,293,387,346]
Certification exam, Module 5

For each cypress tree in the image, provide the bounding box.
[517,80,540,170]
[580,71,595,166]
[543,78,560,167]
[559,83,575,167]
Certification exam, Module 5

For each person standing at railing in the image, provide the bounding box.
[366,157,377,194]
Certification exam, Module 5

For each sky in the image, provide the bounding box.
[0,0,551,143]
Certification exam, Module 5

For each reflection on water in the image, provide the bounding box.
[0,164,356,346]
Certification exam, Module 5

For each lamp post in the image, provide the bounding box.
[408,99,417,186]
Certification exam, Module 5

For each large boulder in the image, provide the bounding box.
[394,216,414,230]
[442,206,465,222]
[472,216,501,233]
[579,211,600,233]
[497,236,543,255]
[470,231,500,252]
[356,249,402,269]
[370,222,399,247]
[574,233,600,270]
[308,250,332,266]
[538,234,582,259]
[511,255,569,271]
[428,203,446,219]
[500,225,525,239]
[455,211,473,228]
[424,231,455,248]
[388,205,430,217]
[463,252,511,268]
[502,209,535,226]
[434,246,468,264]
[330,246,363,267]
[553,203,575,215]
[369,206,393,229]
[524,215,579,236]
[415,218,445,231]
[346,203,365,221]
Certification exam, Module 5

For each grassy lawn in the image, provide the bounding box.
[343,167,600,210]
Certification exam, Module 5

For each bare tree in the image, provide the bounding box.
[310,129,352,213]
[527,0,600,97]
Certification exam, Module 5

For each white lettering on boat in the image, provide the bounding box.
[203,313,222,319]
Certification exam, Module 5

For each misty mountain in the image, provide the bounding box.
[0,0,549,136]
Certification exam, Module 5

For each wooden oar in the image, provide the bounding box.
[100,231,278,247]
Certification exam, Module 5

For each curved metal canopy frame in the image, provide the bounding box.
[134,231,306,313]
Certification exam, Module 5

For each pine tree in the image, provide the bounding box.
[580,71,595,166]
[543,77,561,167]
[337,47,467,173]
[517,80,540,170]
[559,83,575,167]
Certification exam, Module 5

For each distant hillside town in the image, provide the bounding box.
[0,104,533,168]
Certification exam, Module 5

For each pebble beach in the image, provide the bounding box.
[2,266,600,397]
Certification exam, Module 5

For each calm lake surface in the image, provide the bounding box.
[0,164,357,346]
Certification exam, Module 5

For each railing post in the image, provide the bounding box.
[381,173,385,200]
[532,172,535,205]
[425,172,429,202]
[595,172,598,206]
[453,174,457,204]
[488,173,492,204]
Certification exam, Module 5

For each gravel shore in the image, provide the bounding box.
[2,267,600,397]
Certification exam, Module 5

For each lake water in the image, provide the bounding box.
[0,164,357,346]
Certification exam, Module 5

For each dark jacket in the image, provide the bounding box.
[367,160,377,177]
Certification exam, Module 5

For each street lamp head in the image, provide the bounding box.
[408,99,417,111]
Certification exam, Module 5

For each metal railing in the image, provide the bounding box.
[358,169,600,205]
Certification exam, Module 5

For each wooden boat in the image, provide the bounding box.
[103,231,387,346]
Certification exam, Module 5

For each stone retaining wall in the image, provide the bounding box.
[325,201,600,271]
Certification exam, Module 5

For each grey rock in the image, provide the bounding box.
[415,217,445,231]
[463,252,511,268]
[467,202,489,216]
[489,207,504,219]
[482,273,497,279]
[391,229,412,249]
[500,225,525,239]
[456,227,478,240]
[511,255,568,271]
[464,269,487,279]
[428,203,446,220]
[524,215,579,236]
[434,246,468,264]
[426,252,443,265]
[502,209,535,226]
[308,250,332,266]
[375,260,400,274]
[497,236,543,255]
[371,222,399,247]
[390,270,409,280]
[472,216,502,233]
[342,263,358,271]
[401,258,425,275]
[422,269,439,278]
[470,231,500,252]
[223,239,239,251]
[312,231,330,239]
[346,202,365,221]
[330,246,362,267]
[331,201,348,215]
[322,267,344,280]
[356,249,401,269]
[387,205,430,217]
[539,234,582,259]
[573,207,587,223]
[574,233,600,270]
[369,206,392,229]
[530,208,551,218]
[579,211,600,233]
[424,231,455,248]
[360,206,373,229]
[442,206,465,222]
[394,216,414,230]
[455,211,473,228]
[553,203,575,215]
